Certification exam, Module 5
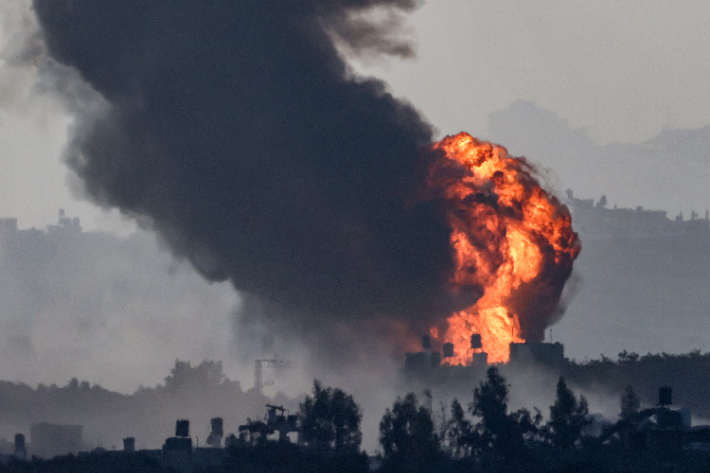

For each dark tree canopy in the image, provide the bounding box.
[469,367,541,462]
[300,380,362,451]
[379,392,440,470]
[471,367,510,440]
[163,360,234,393]
[445,398,475,458]
[547,377,589,449]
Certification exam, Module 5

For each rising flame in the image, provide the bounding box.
[427,133,580,364]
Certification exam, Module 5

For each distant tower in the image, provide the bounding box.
[206,418,223,448]
[421,335,431,350]
[470,334,482,349]
[123,437,135,453]
[658,386,672,407]
[175,420,190,438]
[443,343,454,358]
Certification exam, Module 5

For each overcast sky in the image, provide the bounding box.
[360,0,710,143]
[2,0,709,229]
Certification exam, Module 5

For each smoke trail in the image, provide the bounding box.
[32,0,460,360]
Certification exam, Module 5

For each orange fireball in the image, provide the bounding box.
[427,133,580,364]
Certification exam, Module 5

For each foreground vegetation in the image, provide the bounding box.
[2,365,710,472]
[4,352,710,471]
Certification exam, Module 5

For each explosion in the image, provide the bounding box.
[428,133,580,364]
[33,0,582,368]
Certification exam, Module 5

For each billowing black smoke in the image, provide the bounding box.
[33,0,462,360]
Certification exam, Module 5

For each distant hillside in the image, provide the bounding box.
[0,219,240,392]
[487,100,710,215]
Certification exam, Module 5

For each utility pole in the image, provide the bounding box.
[254,359,289,393]
[254,360,263,393]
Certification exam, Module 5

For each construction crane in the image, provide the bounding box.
[254,359,289,393]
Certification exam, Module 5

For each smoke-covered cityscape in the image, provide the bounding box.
[0,1,709,472]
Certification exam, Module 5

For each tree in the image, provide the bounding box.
[446,398,476,458]
[469,366,538,460]
[300,380,362,451]
[163,359,231,393]
[618,350,639,363]
[547,377,589,449]
[620,385,640,420]
[330,386,362,450]
[471,367,510,443]
[379,392,440,470]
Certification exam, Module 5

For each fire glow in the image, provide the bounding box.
[428,133,581,364]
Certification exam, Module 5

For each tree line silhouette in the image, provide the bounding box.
[3,353,710,472]
[0,360,279,451]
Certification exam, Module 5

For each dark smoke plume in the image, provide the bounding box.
[33,0,460,360]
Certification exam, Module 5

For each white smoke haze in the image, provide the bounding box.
[0,0,123,235]
[0,228,251,392]
[0,0,99,114]
[0,0,40,111]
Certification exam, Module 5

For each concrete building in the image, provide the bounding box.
[509,342,565,366]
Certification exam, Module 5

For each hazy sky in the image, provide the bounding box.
[358,0,710,143]
[0,1,708,393]
[2,0,709,229]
